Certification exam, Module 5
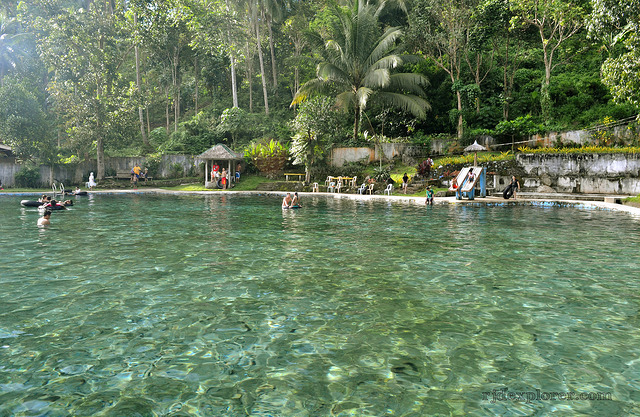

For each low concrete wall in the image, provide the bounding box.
[0,156,20,187]
[517,153,640,194]
[0,154,201,187]
[330,144,429,167]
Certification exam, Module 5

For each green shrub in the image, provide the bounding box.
[14,165,41,188]
[145,153,162,177]
[169,162,184,178]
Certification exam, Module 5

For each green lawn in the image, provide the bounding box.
[0,188,52,193]
[160,175,279,192]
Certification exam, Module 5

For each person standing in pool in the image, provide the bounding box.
[425,186,434,205]
[38,210,52,226]
[510,175,521,199]
[282,193,292,208]
[291,192,301,207]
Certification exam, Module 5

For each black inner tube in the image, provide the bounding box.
[21,200,43,207]
[503,183,514,199]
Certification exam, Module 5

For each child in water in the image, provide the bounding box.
[425,186,434,205]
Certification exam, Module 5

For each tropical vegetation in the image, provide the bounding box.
[0,0,638,180]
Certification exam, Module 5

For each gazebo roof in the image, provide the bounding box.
[464,140,487,152]
[0,143,13,157]
[197,143,243,160]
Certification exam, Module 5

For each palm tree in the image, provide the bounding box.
[291,0,430,141]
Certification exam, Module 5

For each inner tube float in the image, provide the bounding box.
[73,191,88,196]
[282,205,302,209]
[503,183,514,199]
[21,200,44,207]
[41,203,67,210]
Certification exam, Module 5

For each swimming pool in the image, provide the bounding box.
[1,193,639,416]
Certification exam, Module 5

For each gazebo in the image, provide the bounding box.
[464,140,487,166]
[197,143,244,188]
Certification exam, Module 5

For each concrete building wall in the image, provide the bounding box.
[517,153,640,194]
[330,144,429,167]
[0,155,200,187]
[0,157,20,187]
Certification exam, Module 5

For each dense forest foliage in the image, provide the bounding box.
[0,0,638,178]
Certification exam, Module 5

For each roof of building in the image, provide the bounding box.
[197,143,243,160]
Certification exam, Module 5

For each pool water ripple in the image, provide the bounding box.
[1,193,639,416]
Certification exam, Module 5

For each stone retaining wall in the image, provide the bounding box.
[517,153,640,194]
[0,155,200,187]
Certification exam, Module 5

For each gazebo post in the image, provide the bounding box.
[205,160,208,187]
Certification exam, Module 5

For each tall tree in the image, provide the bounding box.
[408,0,475,139]
[588,0,640,106]
[510,0,586,120]
[0,81,53,163]
[293,0,430,141]
[28,0,136,179]
[247,0,270,114]
[0,12,29,86]
[186,0,242,108]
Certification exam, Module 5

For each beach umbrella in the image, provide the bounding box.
[464,140,487,166]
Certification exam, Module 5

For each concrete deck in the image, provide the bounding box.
[4,189,640,216]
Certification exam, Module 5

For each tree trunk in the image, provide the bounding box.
[246,41,253,112]
[456,90,463,140]
[353,104,360,141]
[173,46,180,133]
[255,12,269,115]
[96,135,104,180]
[194,55,199,114]
[165,86,170,134]
[268,19,277,88]
[230,52,238,108]
[134,13,149,147]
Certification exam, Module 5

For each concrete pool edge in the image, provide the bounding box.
[4,188,640,215]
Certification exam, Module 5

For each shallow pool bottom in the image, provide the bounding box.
[0,193,639,416]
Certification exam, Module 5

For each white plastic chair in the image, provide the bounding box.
[312,182,319,192]
[324,176,332,186]
[367,183,375,195]
[357,183,366,194]
[384,183,393,195]
[335,180,343,193]
[350,176,358,188]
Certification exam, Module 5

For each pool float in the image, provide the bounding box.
[503,183,514,199]
[40,202,67,210]
[21,200,44,207]
[282,205,302,209]
[73,191,88,196]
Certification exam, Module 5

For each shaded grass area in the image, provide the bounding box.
[0,188,53,193]
[160,175,278,192]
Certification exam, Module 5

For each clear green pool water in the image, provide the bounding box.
[1,193,639,416]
